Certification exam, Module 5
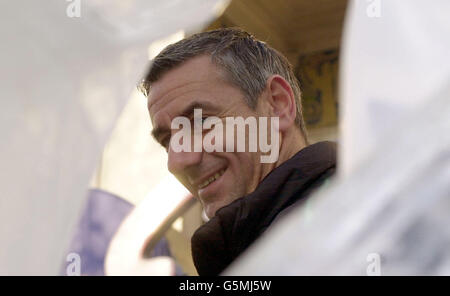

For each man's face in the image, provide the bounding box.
[148,55,271,218]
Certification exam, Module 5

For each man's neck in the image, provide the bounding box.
[261,129,307,183]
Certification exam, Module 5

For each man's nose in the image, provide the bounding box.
[167,145,203,176]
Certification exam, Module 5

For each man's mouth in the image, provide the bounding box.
[198,168,226,190]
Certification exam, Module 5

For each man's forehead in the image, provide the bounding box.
[147,55,224,113]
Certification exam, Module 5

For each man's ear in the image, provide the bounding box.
[265,75,297,132]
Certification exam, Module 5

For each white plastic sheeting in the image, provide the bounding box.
[0,0,227,275]
[226,0,450,275]
[339,0,450,176]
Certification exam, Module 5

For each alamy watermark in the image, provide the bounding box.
[66,0,81,18]
[366,252,381,276]
[366,0,382,18]
[66,252,81,276]
[169,109,280,163]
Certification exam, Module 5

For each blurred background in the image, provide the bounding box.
[1,0,448,275]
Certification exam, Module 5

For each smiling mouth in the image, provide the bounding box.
[198,168,226,190]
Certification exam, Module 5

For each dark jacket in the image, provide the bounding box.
[191,141,337,275]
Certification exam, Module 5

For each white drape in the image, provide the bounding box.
[0,0,227,275]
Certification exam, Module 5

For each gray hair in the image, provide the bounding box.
[141,27,307,140]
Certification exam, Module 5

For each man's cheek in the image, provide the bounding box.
[173,175,191,193]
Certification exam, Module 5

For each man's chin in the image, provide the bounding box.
[204,201,227,219]
[204,204,217,219]
[203,192,241,219]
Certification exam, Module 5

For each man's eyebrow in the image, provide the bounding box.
[179,101,219,118]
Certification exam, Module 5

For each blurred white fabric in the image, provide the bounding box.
[226,0,450,275]
[339,0,450,176]
[0,0,227,275]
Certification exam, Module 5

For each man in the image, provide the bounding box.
[142,28,336,275]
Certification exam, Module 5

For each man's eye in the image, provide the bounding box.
[193,117,208,123]
[192,117,208,130]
